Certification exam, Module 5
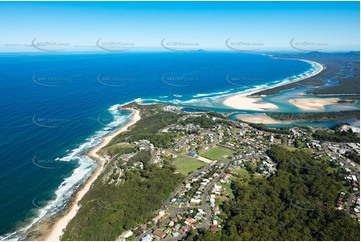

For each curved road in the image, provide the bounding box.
[135,159,233,241]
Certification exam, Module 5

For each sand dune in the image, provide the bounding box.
[223,92,279,111]
[289,98,340,111]
[236,113,282,124]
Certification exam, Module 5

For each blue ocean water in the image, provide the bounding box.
[0,52,318,239]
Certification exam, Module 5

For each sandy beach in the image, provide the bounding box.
[222,59,324,111]
[223,92,279,111]
[236,113,282,124]
[44,108,141,241]
[289,98,340,111]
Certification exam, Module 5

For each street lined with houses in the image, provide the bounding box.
[113,107,359,241]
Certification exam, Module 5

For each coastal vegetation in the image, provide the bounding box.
[110,105,230,149]
[252,51,360,98]
[61,163,183,240]
[248,123,291,135]
[179,114,216,129]
[268,110,360,122]
[313,124,359,143]
[185,146,360,241]
[61,105,233,240]
[98,143,136,157]
[110,108,182,148]
[56,102,360,241]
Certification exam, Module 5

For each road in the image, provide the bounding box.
[135,163,212,241]
[346,193,357,216]
[135,159,233,241]
[198,160,233,228]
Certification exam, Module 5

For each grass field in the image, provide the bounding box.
[173,156,206,175]
[200,146,235,162]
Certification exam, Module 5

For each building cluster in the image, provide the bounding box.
[114,109,360,241]
[324,142,360,190]
[139,208,207,241]
[170,164,223,207]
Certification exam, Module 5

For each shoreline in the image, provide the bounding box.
[43,108,141,241]
[13,56,352,240]
[222,59,324,111]
[236,113,283,124]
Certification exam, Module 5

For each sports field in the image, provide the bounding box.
[200,146,235,162]
[174,156,206,175]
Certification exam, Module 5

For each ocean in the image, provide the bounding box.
[0,51,350,239]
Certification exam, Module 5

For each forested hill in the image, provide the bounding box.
[185,146,360,241]
[268,110,360,122]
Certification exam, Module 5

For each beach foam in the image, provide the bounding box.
[193,89,234,98]
[45,108,141,241]
[1,104,131,241]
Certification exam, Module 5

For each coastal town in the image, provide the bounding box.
[2,1,360,241]
[108,105,361,241]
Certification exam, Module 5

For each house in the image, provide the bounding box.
[170,216,178,223]
[175,199,187,204]
[174,224,181,231]
[211,225,217,231]
[116,230,133,241]
[197,208,205,215]
[123,231,133,238]
[182,226,190,232]
[141,234,153,241]
[164,228,172,234]
[214,185,222,192]
[210,194,216,207]
[213,206,221,215]
[190,198,201,205]
[172,232,180,237]
[153,230,166,240]
[188,152,198,158]
[186,218,196,224]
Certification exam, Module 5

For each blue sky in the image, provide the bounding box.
[0,1,359,52]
